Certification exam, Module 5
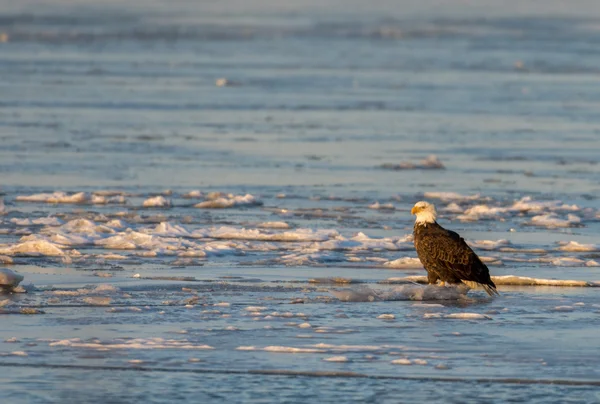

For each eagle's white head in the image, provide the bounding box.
[411,201,437,225]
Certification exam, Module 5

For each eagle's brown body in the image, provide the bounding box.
[413,221,498,296]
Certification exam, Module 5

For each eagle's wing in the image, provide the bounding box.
[418,229,492,285]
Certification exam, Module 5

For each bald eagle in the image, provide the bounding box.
[411,201,498,296]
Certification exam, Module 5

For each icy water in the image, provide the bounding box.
[2,0,600,402]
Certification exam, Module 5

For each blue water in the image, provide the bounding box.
[1,0,600,402]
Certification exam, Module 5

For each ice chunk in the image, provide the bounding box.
[0,268,24,288]
[512,196,580,213]
[245,306,267,312]
[200,226,338,242]
[551,257,586,267]
[332,284,468,302]
[491,275,593,287]
[10,217,64,226]
[528,214,581,228]
[369,202,395,210]
[442,203,463,213]
[48,338,214,350]
[457,205,507,221]
[0,238,66,256]
[16,192,89,204]
[257,222,290,229]
[384,257,423,269]
[423,192,482,202]
[151,222,191,237]
[182,190,203,198]
[469,239,511,250]
[236,346,325,353]
[0,256,13,265]
[381,155,445,170]
[82,297,111,306]
[142,196,171,208]
[391,358,412,365]
[194,194,262,209]
[444,313,492,320]
[323,356,349,362]
[557,241,599,252]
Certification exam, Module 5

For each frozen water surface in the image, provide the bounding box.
[2,0,600,402]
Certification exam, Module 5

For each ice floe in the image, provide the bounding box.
[323,356,349,362]
[257,221,290,229]
[368,202,395,210]
[424,313,492,320]
[236,346,325,353]
[142,196,171,208]
[48,338,214,350]
[391,358,412,365]
[194,194,262,209]
[331,284,469,302]
[16,192,126,205]
[423,192,484,202]
[0,237,70,257]
[491,275,596,287]
[557,241,600,252]
[0,268,24,291]
[10,217,64,226]
[469,239,511,250]
[528,214,581,228]
[384,257,423,269]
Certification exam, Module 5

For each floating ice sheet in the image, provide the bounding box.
[331,284,469,302]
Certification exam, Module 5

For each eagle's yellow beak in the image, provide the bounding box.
[411,206,419,215]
